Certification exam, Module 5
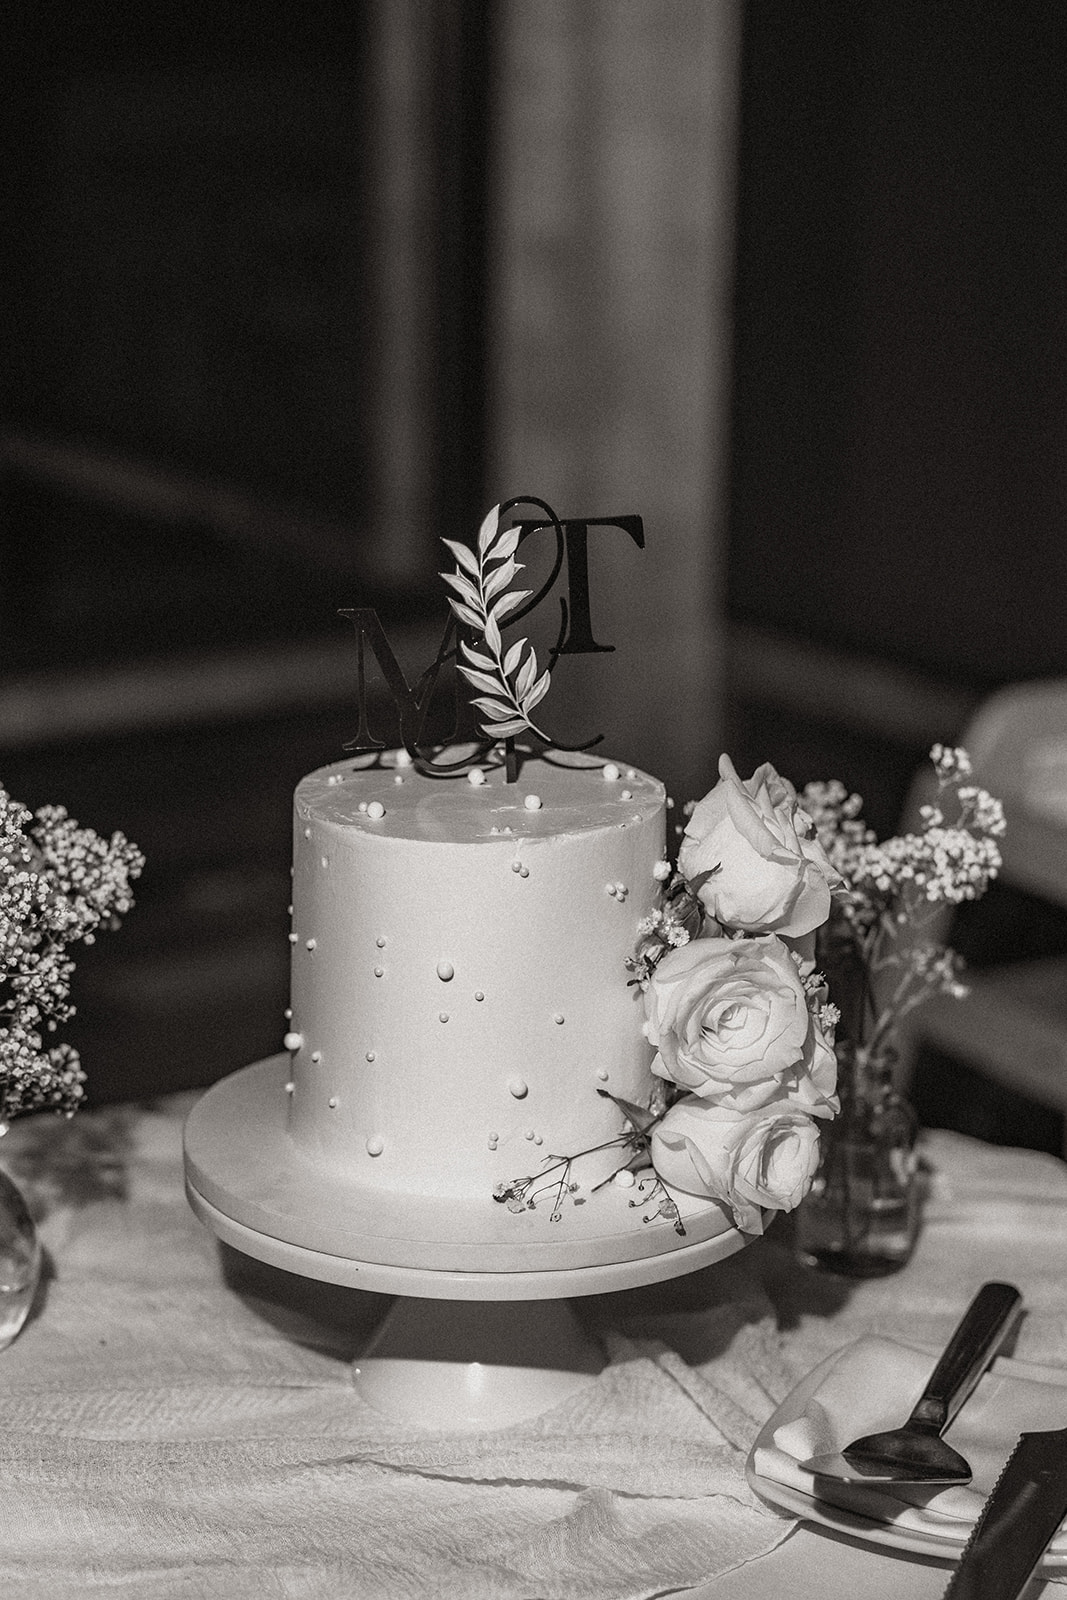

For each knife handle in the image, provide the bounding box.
[911,1281,1022,1434]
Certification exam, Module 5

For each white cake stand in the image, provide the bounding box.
[184,1056,754,1430]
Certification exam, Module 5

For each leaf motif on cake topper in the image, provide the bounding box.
[441,505,553,743]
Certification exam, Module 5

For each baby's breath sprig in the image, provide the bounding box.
[626,869,705,987]
[590,1162,686,1235]
[801,745,1003,1057]
[494,1155,584,1222]
[441,505,552,744]
[492,1097,688,1234]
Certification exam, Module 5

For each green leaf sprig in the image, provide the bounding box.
[441,506,552,742]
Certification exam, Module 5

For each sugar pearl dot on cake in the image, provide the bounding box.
[328,1096,339,1109]
[523,793,541,810]
[305,938,316,951]
[467,767,486,786]
[596,1068,609,1081]
[508,1076,528,1099]
[285,1081,295,1094]
[366,801,385,820]
[436,961,455,982]
[374,966,384,978]
[283,1031,302,1052]
[652,859,671,881]
[366,1135,384,1156]
[311,1050,322,1062]
[439,1011,449,1023]
[474,990,484,1001]
[376,937,387,948]
[602,763,620,781]
[614,1169,635,1189]
[365,1050,376,1062]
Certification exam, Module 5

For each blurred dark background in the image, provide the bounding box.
[2,3,1065,1147]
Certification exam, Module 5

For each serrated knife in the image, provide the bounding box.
[942,1425,1067,1599]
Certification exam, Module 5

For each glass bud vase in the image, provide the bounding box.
[0,1156,41,1350]
[792,1040,921,1277]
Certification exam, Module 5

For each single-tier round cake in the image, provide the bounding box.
[184,500,823,1297]
[184,740,746,1282]
[284,747,665,1199]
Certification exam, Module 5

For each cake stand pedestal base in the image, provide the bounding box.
[184,1059,755,1430]
[354,1295,604,1430]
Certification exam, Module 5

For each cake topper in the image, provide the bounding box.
[442,505,552,745]
[341,496,643,780]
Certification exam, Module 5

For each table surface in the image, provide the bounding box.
[3,1091,1067,1599]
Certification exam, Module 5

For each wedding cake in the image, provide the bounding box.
[185,499,842,1282]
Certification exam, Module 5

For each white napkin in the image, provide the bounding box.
[753,1335,1067,1551]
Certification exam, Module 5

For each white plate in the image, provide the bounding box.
[745,1346,1067,1574]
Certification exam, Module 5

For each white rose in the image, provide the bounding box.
[644,932,838,1116]
[680,754,839,937]
[650,1096,823,1234]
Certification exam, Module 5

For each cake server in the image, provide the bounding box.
[941,1424,1067,1599]
[801,1280,1022,1486]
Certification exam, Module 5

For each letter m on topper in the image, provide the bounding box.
[337,607,456,754]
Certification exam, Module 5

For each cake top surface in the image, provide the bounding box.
[296,747,664,844]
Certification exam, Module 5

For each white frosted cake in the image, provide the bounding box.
[185,501,841,1285]
[283,748,665,1200]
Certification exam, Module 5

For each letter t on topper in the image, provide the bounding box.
[515,516,645,655]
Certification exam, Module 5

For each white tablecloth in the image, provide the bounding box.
[2,1094,1067,1598]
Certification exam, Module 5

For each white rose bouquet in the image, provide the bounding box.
[494,745,1003,1250]
[494,752,844,1238]
[630,754,842,1234]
